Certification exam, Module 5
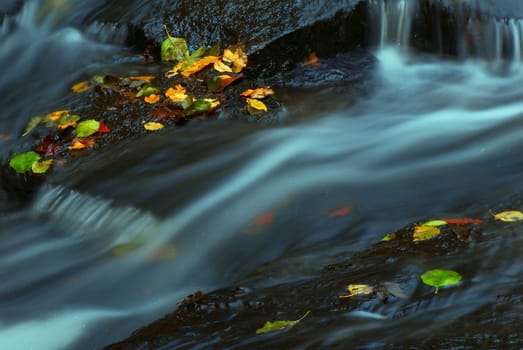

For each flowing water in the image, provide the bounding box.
[1,0,523,349]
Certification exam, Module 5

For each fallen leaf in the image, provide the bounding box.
[421,269,462,294]
[22,116,43,136]
[256,310,310,334]
[45,110,69,121]
[144,94,161,104]
[223,47,248,73]
[98,123,110,133]
[165,84,188,103]
[71,81,90,93]
[9,151,41,173]
[413,225,441,242]
[136,85,160,98]
[246,98,268,115]
[213,60,233,73]
[71,136,96,148]
[181,56,220,77]
[129,75,156,83]
[184,99,212,116]
[57,114,80,130]
[240,87,275,99]
[144,122,164,131]
[31,159,53,174]
[203,98,220,110]
[339,284,374,299]
[36,135,59,157]
[303,52,320,67]
[253,212,274,226]
[489,209,523,222]
[380,233,397,242]
[68,141,87,150]
[442,218,483,225]
[328,205,354,217]
[422,220,447,227]
[161,35,189,62]
[76,119,100,137]
[382,282,407,298]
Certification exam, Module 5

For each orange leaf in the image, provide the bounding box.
[219,73,244,91]
[68,141,87,150]
[253,212,273,226]
[213,60,233,73]
[144,94,160,104]
[441,218,482,225]
[181,56,220,77]
[71,81,90,93]
[223,47,247,73]
[45,110,69,121]
[240,87,274,99]
[328,205,354,217]
[165,84,188,103]
[129,75,155,83]
[303,52,320,67]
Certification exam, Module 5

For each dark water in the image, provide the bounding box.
[1,1,523,349]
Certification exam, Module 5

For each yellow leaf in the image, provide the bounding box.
[68,141,87,150]
[203,98,220,110]
[246,98,267,112]
[144,94,161,104]
[340,284,374,299]
[255,310,310,334]
[129,75,156,83]
[223,47,248,73]
[165,84,188,103]
[144,122,164,131]
[45,110,70,121]
[213,60,233,73]
[181,56,220,77]
[240,87,274,99]
[413,225,441,242]
[57,121,77,130]
[490,209,523,222]
[71,81,89,93]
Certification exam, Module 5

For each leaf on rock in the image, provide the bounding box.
[22,116,43,136]
[422,220,447,227]
[144,122,164,131]
[303,52,320,67]
[213,60,233,73]
[382,282,407,299]
[339,284,374,299]
[98,123,110,133]
[71,81,90,93]
[76,119,101,137]
[165,84,188,103]
[203,98,220,110]
[489,209,523,222]
[380,233,397,242]
[413,225,440,242]
[31,159,53,174]
[442,218,482,225]
[136,85,160,98]
[223,47,248,73]
[129,75,156,83]
[240,87,275,99]
[256,310,311,335]
[57,114,80,130]
[246,98,267,115]
[68,141,87,150]
[181,56,220,77]
[45,110,70,121]
[328,205,354,217]
[421,269,462,294]
[9,151,41,173]
[184,99,212,116]
[161,35,189,62]
[144,94,161,104]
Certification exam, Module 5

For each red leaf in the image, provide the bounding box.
[219,73,244,91]
[151,105,185,122]
[72,136,96,148]
[36,135,59,157]
[98,123,110,133]
[253,212,273,226]
[442,218,482,225]
[328,205,354,217]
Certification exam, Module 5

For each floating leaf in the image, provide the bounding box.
[144,122,164,131]
[144,94,161,104]
[184,99,211,116]
[422,220,447,227]
[340,284,374,299]
[68,141,87,150]
[71,81,90,93]
[31,159,53,174]
[489,209,523,222]
[223,47,248,73]
[413,225,441,242]
[9,151,41,173]
[253,212,274,226]
[421,269,462,294]
[161,36,189,62]
[22,116,43,136]
[165,84,188,103]
[380,233,397,242]
[328,205,354,217]
[181,56,220,77]
[256,310,310,334]
[241,87,275,99]
[213,60,233,73]
[76,119,100,137]
[246,98,267,115]
[303,52,320,67]
[442,218,482,225]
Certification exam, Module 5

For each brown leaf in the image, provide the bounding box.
[328,205,354,217]
[303,52,320,67]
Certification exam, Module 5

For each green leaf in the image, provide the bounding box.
[184,100,211,116]
[9,151,41,173]
[207,44,221,57]
[207,75,221,92]
[76,119,100,137]
[421,269,462,294]
[161,37,189,62]
[380,233,397,242]
[256,310,310,334]
[31,159,53,174]
[22,116,43,136]
[136,85,160,98]
[422,220,448,227]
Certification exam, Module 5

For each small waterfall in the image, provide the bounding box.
[367,0,416,49]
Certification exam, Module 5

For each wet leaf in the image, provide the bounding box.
[213,60,233,73]
[413,225,441,242]
[57,114,80,130]
[256,310,310,334]
[303,52,320,67]
[489,209,523,222]
[223,47,248,73]
[68,141,87,150]
[253,212,274,226]
[136,85,160,98]
[203,98,220,110]
[161,36,189,62]
[181,56,220,77]
[31,159,53,174]
[207,44,221,57]
[165,84,188,103]
[129,75,155,83]
[144,94,161,104]
[22,116,43,136]
[382,282,407,298]
[9,151,41,173]
[328,205,354,217]
[98,123,110,133]
[76,119,100,137]
[45,110,69,121]
[340,284,374,299]
[184,99,212,116]
[240,87,275,99]
[421,269,462,294]
[71,81,90,93]
[246,98,267,115]
[144,122,164,131]
[72,136,96,148]
[422,220,447,227]
[442,218,482,225]
[380,233,397,242]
